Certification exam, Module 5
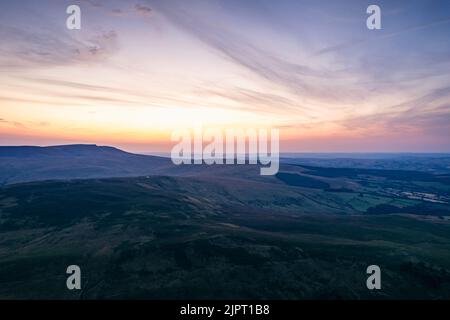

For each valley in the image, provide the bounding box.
[0,148,449,299]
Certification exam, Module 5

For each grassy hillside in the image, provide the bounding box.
[0,170,449,299]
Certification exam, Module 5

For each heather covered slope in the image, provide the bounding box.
[0,170,450,299]
[1,146,450,299]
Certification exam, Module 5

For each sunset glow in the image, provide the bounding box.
[1,0,450,152]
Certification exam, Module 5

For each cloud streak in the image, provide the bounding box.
[341,86,450,136]
[150,0,368,108]
[314,16,450,57]
[0,25,119,71]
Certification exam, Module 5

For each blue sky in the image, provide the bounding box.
[0,0,449,152]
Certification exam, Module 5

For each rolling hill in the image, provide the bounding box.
[0,144,175,185]
[1,145,450,299]
[0,175,450,299]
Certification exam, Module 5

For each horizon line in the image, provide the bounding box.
[1,144,450,155]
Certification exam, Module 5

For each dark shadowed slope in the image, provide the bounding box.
[1,175,450,299]
[0,144,174,185]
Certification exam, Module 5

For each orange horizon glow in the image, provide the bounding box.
[1,1,449,153]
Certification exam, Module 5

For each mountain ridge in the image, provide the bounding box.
[0,144,173,185]
[0,144,141,158]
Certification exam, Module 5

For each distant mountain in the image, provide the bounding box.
[2,144,449,186]
[0,144,176,185]
[0,144,271,185]
[0,144,134,158]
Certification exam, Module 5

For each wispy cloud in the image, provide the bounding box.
[134,4,153,17]
[78,0,152,18]
[150,0,366,107]
[314,17,450,57]
[0,118,26,129]
[8,77,207,109]
[1,0,450,151]
[341,86,450,136]
[196,85,311,116]
[0,25,119,70]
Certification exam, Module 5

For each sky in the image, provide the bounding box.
[0,0,449,153]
